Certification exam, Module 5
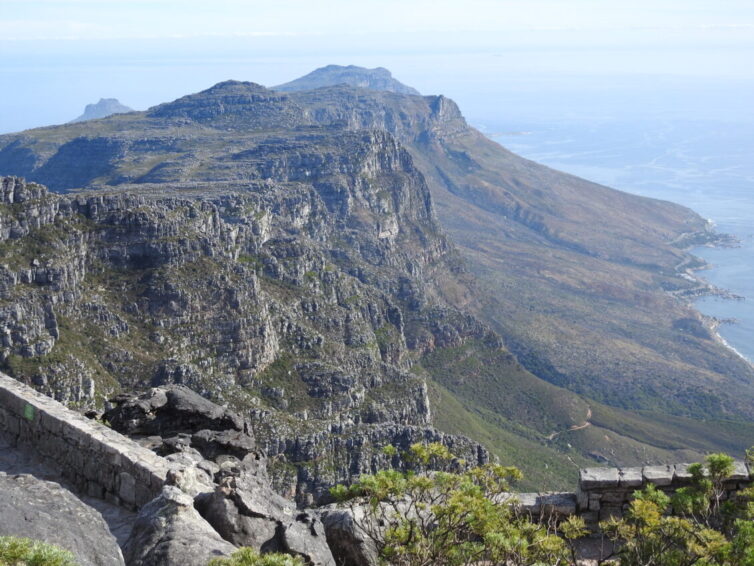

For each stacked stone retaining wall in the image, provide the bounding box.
[0,372,171,510]
[576,462,753,526]
[516,461,753,527]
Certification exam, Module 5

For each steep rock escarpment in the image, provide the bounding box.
[0,165,490,501]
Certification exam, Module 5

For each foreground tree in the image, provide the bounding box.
[330,443,585,566]
[330,446,754,566]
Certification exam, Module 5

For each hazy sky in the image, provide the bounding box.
[2,0,754,132]
[4,0,754,41]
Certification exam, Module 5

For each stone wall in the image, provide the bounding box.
[576,462,752,526]
[516,461,753,527]
[0,372,171,510]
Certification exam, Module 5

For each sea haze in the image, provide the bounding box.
[489,118,754,362]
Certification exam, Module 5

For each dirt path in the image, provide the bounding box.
[546,407,592,441]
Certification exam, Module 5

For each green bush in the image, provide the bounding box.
[330,445,754,566]
[0,536,77,566]
[601,452,754,566]
[207,547,304,566]
[330,442,582,566]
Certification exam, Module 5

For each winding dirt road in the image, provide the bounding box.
[546,407,592,441]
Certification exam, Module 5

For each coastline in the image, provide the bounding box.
[673,224,752,366]
[706,316,752,363]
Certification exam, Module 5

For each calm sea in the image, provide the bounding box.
[490,119,754,362]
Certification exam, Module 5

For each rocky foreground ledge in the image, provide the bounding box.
[0,373,334,566]
[1,374,753,566]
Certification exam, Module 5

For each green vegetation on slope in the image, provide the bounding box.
[0,536,77,566]
[421,341,754,490]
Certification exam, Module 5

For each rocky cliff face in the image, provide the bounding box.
[275,74,754,424]
[0,166,489,501]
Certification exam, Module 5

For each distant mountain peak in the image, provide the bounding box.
[146,79,299,127]
[70,98,132,123]
[274,65,421,95]
[201,80,271,95]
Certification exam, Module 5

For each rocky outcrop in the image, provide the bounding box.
[70,98,133,123]
[0,471,125,566]
[320,506,379,566]
[0,172,488,500]
[123,486,236,566]
[105,386,246,437]
[110,385,336,565]
[196,474,335,566]
[105,386,263,486]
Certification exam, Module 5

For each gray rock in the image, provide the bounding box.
[279,513,335,566]
[105,386,245,437]
[196,473,335,566]
[642,465,674,486]
[0,471,124,566]
[195,479,281,551]
[191,428,257,460]
[580,468,619,489]
[123,485,235,566]
[320,506,380,566]
[618,467,643,488]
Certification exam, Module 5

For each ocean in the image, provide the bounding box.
[489,118,754,363]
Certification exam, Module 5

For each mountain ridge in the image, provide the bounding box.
[1,69,752,492]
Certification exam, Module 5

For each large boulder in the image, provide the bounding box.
[320,506,379,566]
[0,472,125,566]
[110,385,335,566]
[123,485,236,566]
[196,473,335,566]
[105,386,263,479]
[105,386,246,437]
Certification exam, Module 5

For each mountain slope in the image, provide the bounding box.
[273,79,754,421]
[0,75,752,492]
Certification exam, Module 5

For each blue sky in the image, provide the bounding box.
[2,1,754,132]
[4,0,754,41]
